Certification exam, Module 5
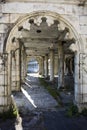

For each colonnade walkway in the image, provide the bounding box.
[12,73,58,113]
[1,73,87,130]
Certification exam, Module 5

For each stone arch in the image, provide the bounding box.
[27,57,39,73]
[4,11,83,53]
[4,11,85,110]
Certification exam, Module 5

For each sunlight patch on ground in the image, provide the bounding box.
[25,77,31,82]
[21,87,37,108]
[24,82,32,88]
[27,73,39,77]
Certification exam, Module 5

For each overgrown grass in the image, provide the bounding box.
[66,104,87,117]
[39,77,62,106]
[66,103,79,117]
[81,108,87,116]
[0,105,19,120]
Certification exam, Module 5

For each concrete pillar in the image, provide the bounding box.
[11,54,16,91]
[24,52,27,77]
[42,56,45,76]
[45,54,48,78]
[54,56,58,75]
[74,52,87,111]
[21,49,25,83]
[8,52,12,95]
[39,59,42,75]
[38,57,44,76]
[0,53,13,112]
[50,49,54,81]
[7,52,12,108]
[58,43,64,88]
[15,49,21,91]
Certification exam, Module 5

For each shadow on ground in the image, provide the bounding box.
[0,73,87,130]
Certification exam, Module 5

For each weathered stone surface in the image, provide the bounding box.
[80,16,87,25]
[0,0,87,112]
[0,24,8,33]
[1,3,78,15]
[0,97,7,105]
[80,26,87,34]
[13,73,58,112]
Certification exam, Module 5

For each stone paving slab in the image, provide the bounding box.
[1,73,87,130]
[12,73,58,112]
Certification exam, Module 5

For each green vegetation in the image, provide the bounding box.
[0,105,19,120]
[39,77,62,106]
[81,108,87,116]
[66,104,87,117]
[66,103,79,117]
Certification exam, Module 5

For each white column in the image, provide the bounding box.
[50,49,54,81]
[45,54,48,78]
[24,52,27,77]
[74,52,87,111]
[58,43,64,88]
[39,57,45,76]
[21,49,25,83]
[42,56,45,76]
[7,52,12,106]
[39,59,42,75]
[11,54,16,91]
[0,52,13,111]
[15,49,21,91]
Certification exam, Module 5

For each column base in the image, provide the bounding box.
[74,100,87,112]
[58,86,65,90]
[77,103,87,112]
[45,76,49,80]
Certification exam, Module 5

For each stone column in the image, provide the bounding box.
[58,43,64,88]
[42,56,45,76]
[22,51,27,80]
[74,52,87,111]
[7,52,12,108]
[11,53,16,91]
[54,55,58,75]
[15,49,21,91]
[45,54,48,78]
[39,59,42,75]
[38,57,44,76]
[39,60,41,75]
[21,49,25,83]
[0,53,13,112]
[50,49,54,81]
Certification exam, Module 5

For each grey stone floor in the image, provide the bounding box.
[12,73,58,113]
[1,73,87,130]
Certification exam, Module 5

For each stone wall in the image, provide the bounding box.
[0,1,86,111]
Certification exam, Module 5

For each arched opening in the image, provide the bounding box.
[4,11,83,111]
[27,59,39,73]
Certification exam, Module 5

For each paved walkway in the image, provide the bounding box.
[12,73,58,113]
[1,73,87,130]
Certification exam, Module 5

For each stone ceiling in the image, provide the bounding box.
[12,16,75,57]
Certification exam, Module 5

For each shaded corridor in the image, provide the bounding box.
[12,73,58,112]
